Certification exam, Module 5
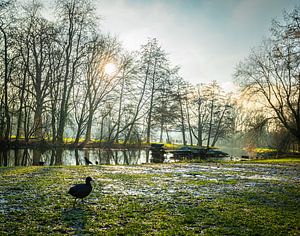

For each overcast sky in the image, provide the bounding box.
[96,0,299,90]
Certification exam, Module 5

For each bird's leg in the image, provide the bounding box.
[73,198,77,207]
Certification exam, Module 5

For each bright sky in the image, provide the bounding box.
[96,0,298,91]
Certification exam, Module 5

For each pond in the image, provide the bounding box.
[0,148,175,167]
[0,147,245,167]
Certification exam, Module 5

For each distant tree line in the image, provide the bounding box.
[0,0,236,147]
[0,0,299,151]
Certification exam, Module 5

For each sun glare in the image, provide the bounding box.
[104,63,117,76]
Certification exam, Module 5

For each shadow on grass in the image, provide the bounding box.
[62,204,95,234]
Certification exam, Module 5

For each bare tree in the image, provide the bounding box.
[83,35,121,143]
[0,0,15,141]
[19,3,56,141]
[112,52,137,143]
[173,77,189,145]
[123,39,156,144]
[143,39,169,143]
[152,66,181,143]
[55,0,96,144]
[191,84,210,146]
[235,7,300,145]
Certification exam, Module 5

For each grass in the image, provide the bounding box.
[248,157,300,164]
[253,147,278,153]
[0,161,299,235]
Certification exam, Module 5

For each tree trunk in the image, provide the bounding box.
[159,117,164,143]
[166,127,170,143]
[85,109,94,143]
[146,58,157,144]
[34,99,43,140]
[56,8,74,144]
[0,26,10,141]
[74,123,83,144]
[179,96,186,145]
[16,43,30,142]
[16,69,27,142]
[211,107,226,147]
[185,100,193,146]
[124,59,150,144]
[197,101,203,146]
[73,91,89,145]
[206,100,214,149]
[115,71,125,143]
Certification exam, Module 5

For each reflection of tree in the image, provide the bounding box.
[0,149,8,166]
[14,149,20,166]
[55,148,63,165]
[33,149,41,166]
[50,149,55,166]
[0,148,152,166]
[122,150,129,165]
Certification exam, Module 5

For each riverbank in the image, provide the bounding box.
[0,139,149,149]
[0,160,299,235]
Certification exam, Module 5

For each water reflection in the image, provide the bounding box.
[0,147,247,167]
[0,148,164,167]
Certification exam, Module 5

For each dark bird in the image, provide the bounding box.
[68,177,93,203]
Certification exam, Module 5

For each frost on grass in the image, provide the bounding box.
[0,162,299,235]
[92,163,299,200]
